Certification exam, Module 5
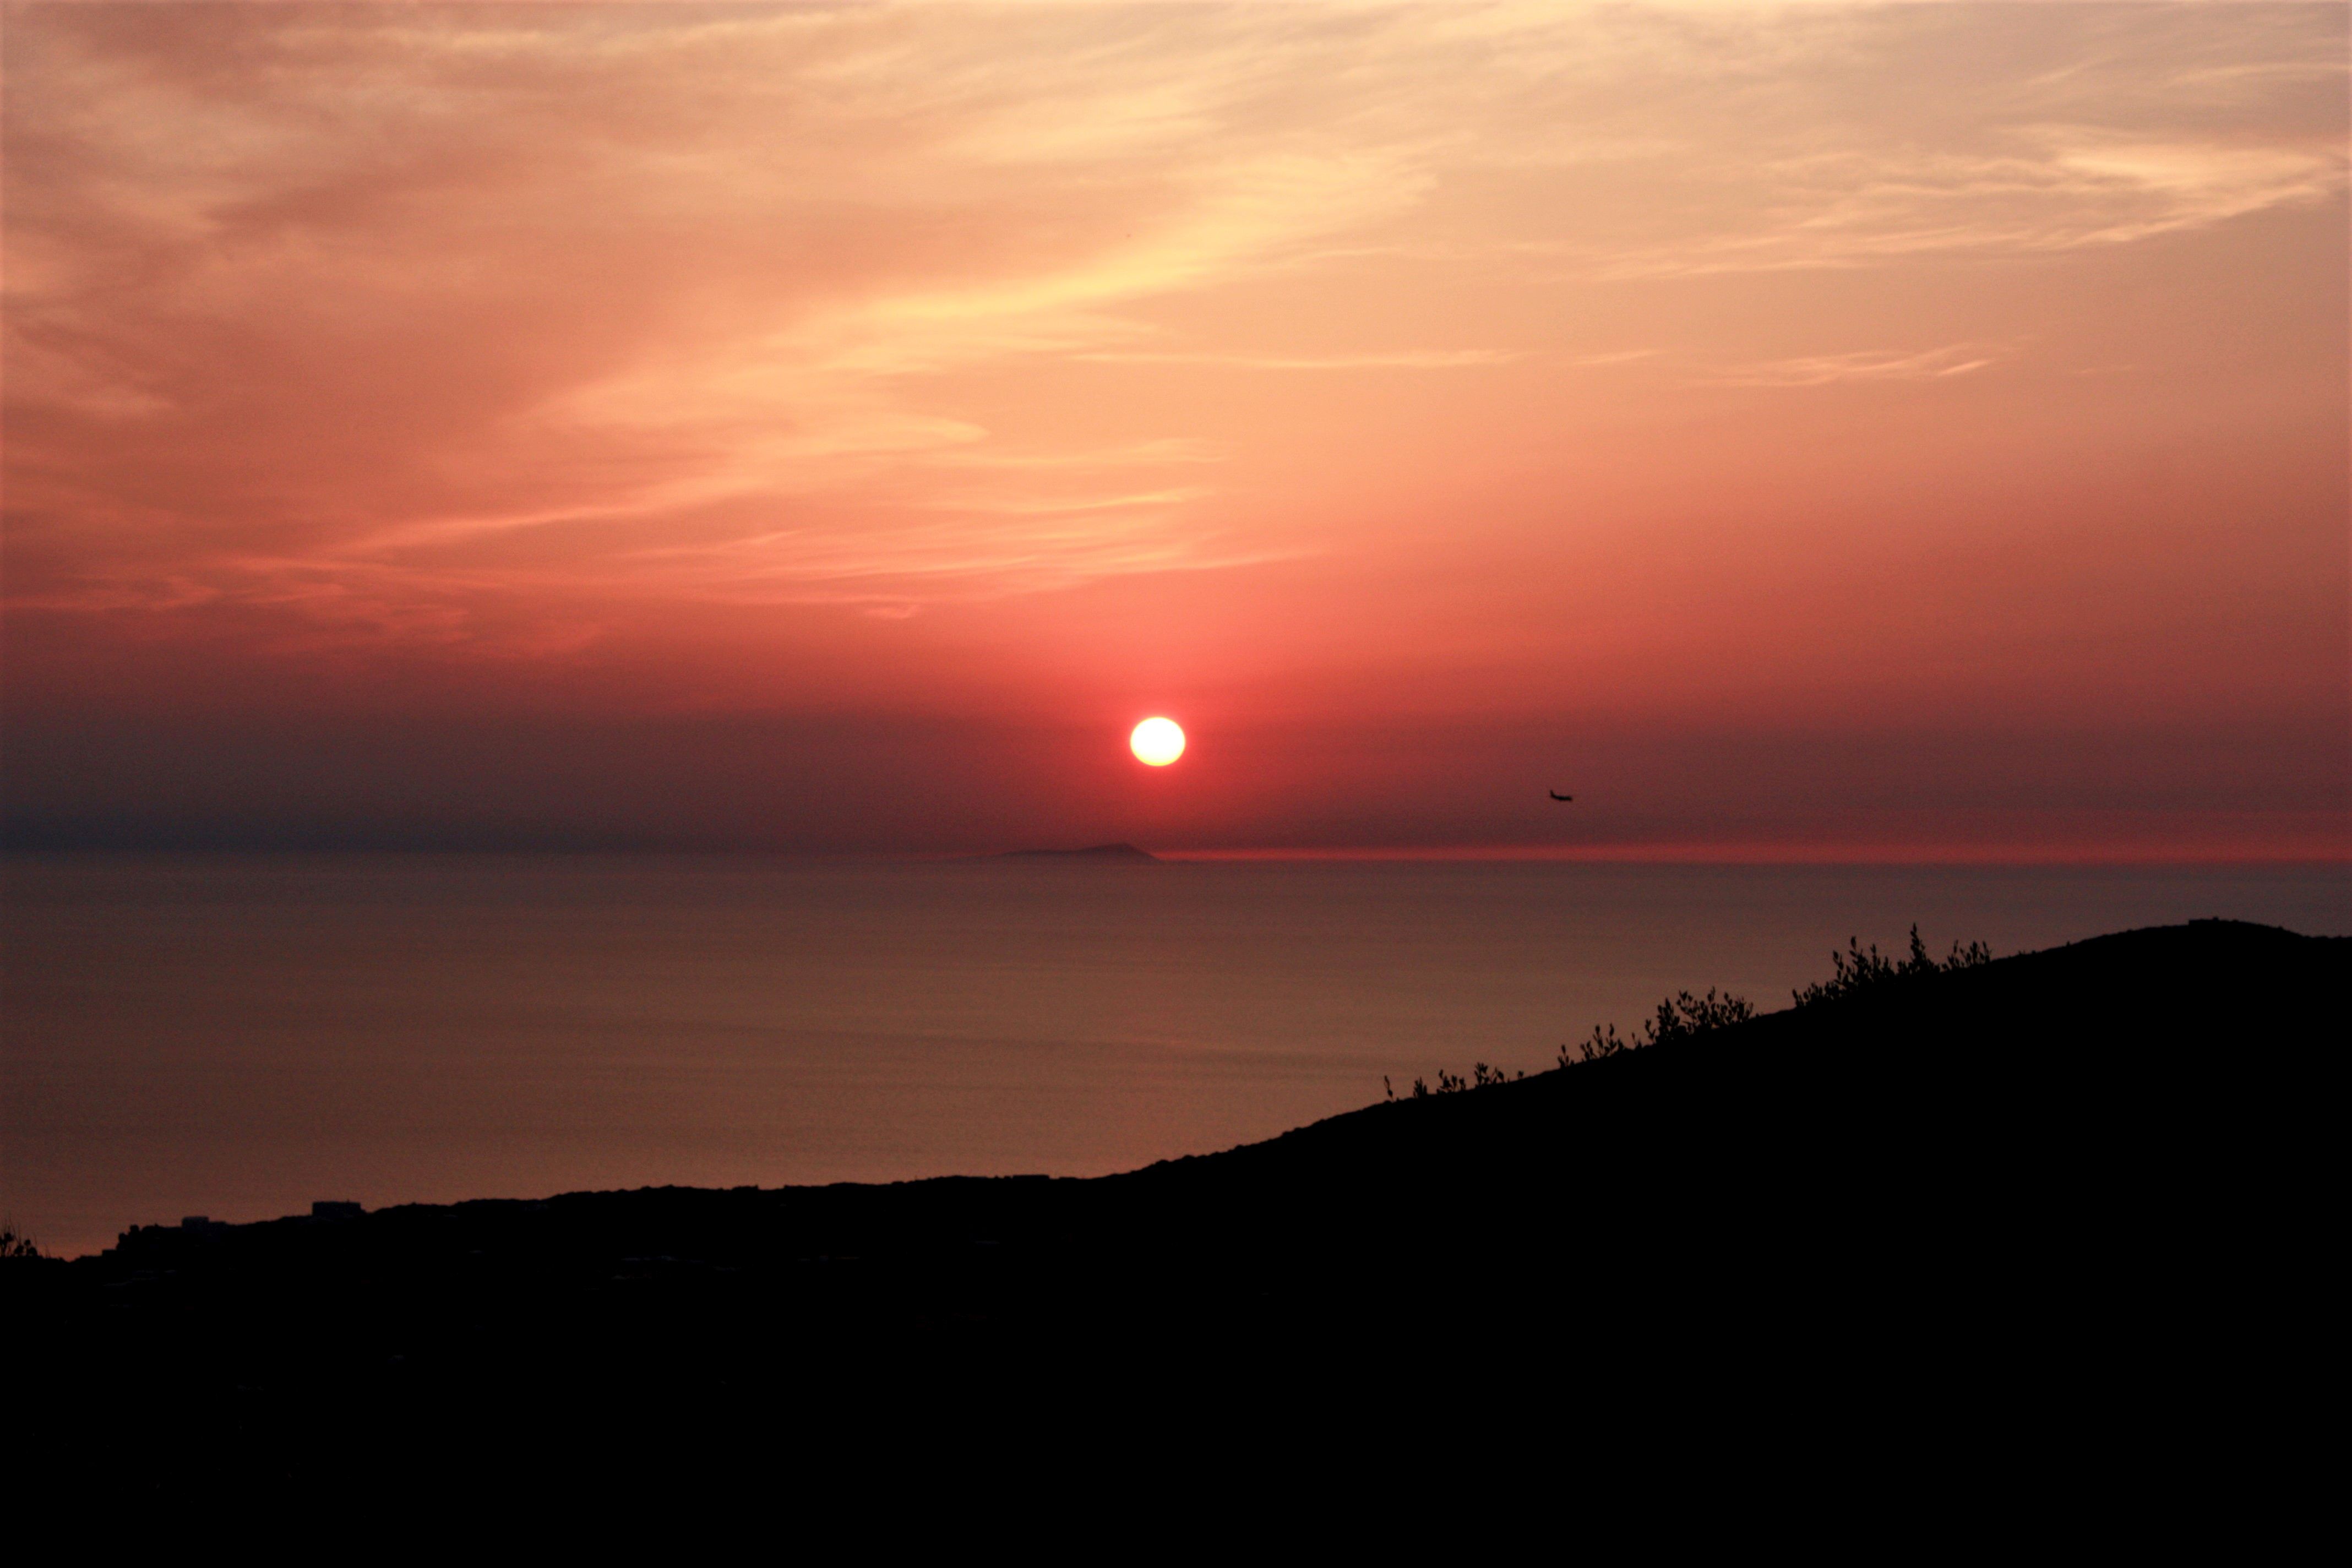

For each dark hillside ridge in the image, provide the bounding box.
[9,919,2339,1498]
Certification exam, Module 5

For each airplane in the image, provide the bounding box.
[1549,791,1574,802]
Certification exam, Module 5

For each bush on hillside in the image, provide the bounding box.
[1390,1061,1528,1099]
[1792,925,1992,1009]
[1389,923,1996,1100]
[1559,987,1756,1068]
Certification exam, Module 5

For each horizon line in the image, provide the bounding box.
[1151,839,2351,867]
[7,839,2343,868]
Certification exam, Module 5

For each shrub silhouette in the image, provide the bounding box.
[1395,923,1995,1097]
[1646,987,1756,1043]
[1394,1061,1527,1099]
[1569,1022,1631,1064]
[1392,921,2003,1091]
[1792,924,1992,1008]
[1558,987,1755,1067]
[1,1225,44,1262]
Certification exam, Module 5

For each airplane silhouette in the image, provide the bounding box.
[1549,791,1575,802]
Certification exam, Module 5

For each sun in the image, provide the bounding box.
[1130,716,1185,767]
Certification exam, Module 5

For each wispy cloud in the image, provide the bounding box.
[1074,349,1517,370]
[3,0,2340,654]
[1705,344,2003,388]
[1592,130,2344,279]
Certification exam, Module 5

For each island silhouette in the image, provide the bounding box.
[8,918,2337,1505]
[993,841,1161,861]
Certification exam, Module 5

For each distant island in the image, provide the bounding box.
[992,842,1161,861]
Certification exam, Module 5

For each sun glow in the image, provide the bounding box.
[1130,717,1185,767]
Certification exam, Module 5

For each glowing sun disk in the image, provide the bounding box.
[1130,716,1185,766]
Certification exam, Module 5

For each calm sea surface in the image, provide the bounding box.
[5,854,2344,1255]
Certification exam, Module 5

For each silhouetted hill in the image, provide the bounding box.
[8,920,2339,1506]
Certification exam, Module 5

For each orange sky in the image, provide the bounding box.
[4,2,2345,856]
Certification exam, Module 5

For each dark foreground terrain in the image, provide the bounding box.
[8,920,2340,1507]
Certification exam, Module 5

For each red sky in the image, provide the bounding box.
[4,2,2345,857]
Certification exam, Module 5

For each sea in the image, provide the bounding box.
[4,853,2344,1256]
